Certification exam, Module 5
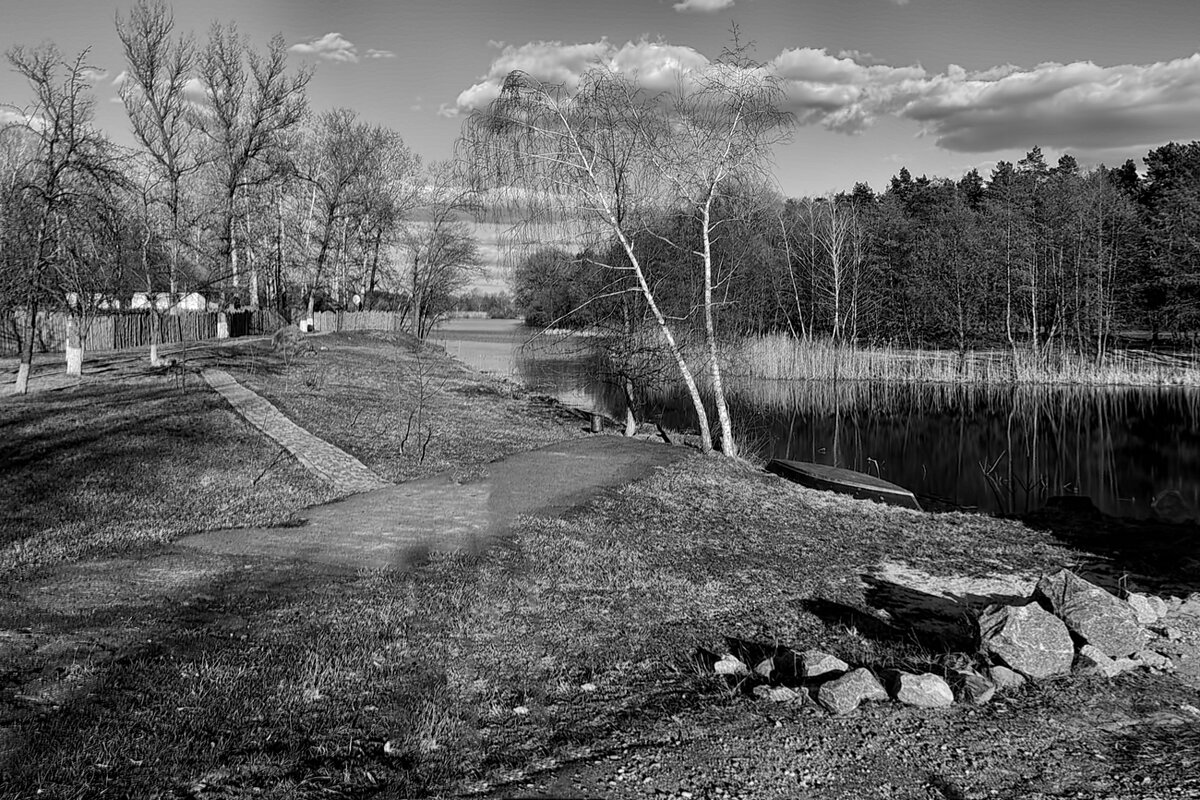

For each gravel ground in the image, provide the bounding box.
[468,600,1200,800]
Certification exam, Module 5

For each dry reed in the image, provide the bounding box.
[726,334,1200,387]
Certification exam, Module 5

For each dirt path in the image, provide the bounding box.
[179,435,689,570]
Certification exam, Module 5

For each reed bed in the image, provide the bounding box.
[727,334,1200,387]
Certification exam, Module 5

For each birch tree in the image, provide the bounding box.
[461,46,790,455]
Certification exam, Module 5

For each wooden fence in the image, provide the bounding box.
[311,310,408,334]
[0,309,288,356]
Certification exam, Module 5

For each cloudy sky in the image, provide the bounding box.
[2,0,1199,196]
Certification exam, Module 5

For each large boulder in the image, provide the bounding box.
[978,602,1074,679]
[891,672,954,708]
[1034,569,1149,657]
[817,668,888,715]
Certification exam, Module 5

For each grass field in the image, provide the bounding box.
[2,332,1198,799]
[0,375,335,580]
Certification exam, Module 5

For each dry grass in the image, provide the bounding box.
[729,334,1200,386]
[1,452,1088,798]
[0,376,334,579]
[4,333,1196,799]
[224,331,588,483]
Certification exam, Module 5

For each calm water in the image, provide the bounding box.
[432,319,1200,521]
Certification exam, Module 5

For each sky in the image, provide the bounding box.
[2,0,1200,198]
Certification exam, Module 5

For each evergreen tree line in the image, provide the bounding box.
[516,143,1200,357]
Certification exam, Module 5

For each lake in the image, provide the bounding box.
[431,318,1200,522]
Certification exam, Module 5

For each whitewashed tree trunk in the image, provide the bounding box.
[65,315,82,376]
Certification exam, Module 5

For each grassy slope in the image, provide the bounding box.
[224,332,586,484]
[0,376,334,579]
[2,335,1197,799]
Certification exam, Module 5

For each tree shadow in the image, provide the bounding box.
[1016,502,1200,595]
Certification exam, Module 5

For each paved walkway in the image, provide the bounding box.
[201,368,392,496]
[179,435,689,570]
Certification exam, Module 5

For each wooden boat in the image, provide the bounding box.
[766,459,923,511]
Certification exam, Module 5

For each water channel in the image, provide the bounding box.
[432,318,1200,522]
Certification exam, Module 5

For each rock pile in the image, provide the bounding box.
[699,570,1196,716]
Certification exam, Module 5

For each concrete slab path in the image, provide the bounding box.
[179,435,690,571]
[201,368,391,496]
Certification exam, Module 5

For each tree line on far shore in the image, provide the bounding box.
[515,141,1200,362]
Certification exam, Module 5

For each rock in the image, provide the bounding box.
[1132,650,1174,671]
[1127,593,1168,625]
[1178,593,1200,617]
[753,658,775,680]
[1034,569,1149,657]
[1113,657,1141,673]
[1074,644,1122,678]
[978,602,1075,679]
[950,672,996,705]
[753,685,802,703]
[817,668,888,715]
[891,672,954,708]
[714,655,750,677]
[800,650,850,680]
[984,665,1027,692]
[1152,626,1183,642]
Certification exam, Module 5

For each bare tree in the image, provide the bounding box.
[633,40,793,456]
[298,108,385,319]
[4,44,122,393]
[116,0,199,363]
[402,163,480,339]
[194,22,309,302]
[461,45,791,455]
[359,133,421,298]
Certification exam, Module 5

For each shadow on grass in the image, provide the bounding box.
[0,558,476,798]
[1016,504,1200,595]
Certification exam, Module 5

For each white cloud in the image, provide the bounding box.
[0,107,43,130]
[452,39,1200,155]
[182,76,206,98]
[452,38,708,113]
[899,54,1200,152]
[673,0,736,12]
[111,70,129,87]
[365,48,396,59]
[79,67,109,83]
[289,32,359,63]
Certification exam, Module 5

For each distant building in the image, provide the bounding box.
[65,292,121,311]
[127,292,213,313]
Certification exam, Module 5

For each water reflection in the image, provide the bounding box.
[721,378,1200,520]
[431,320,1200,521]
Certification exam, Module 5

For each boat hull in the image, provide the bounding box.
[766,459,923,511]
